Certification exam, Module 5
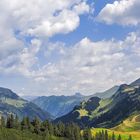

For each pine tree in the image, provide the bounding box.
[14,115,19,129]
[112,132,116,140]
[6,114,14,128]
[0,116,5,128]
[83,128,92,140]
[118,134,121,140]
[74,125,81,140]
[128,135,132,140]
[105,130,108,140]
[57,121,65,137]
[32,117,41,134]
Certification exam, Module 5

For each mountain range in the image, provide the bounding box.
[0,87,51,121]
[32,87,118,118]
[55,78,140,128]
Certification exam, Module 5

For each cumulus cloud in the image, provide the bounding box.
[0,0,89,38]
[17,32,140,95]
[96,0,140,26]
[1,31,140,95]
[1,0,140,96]
[0,0,90,76]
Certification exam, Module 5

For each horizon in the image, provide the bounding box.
[1,76,138,97]
[0,0,140,96]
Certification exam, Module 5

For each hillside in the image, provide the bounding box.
[0,87,51,121]
[93,85,119,99]
[32,93,86,118]
[55,83,140,128]
[90,114,140,140]
[32,86,118,118]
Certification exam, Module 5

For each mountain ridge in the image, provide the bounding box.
[54,78,140,128]
[0,87,52,121]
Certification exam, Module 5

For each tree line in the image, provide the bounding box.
[0,114,133,140]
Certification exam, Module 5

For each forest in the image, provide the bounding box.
[0,114,132,140]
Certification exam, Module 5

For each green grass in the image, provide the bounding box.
[1,98,26,107]
[77,109,88,118]
[90,114,140,140]
[91,128,140,140]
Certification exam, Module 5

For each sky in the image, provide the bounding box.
[0,0,140,96]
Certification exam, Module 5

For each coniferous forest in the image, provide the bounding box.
[0,114,132,140]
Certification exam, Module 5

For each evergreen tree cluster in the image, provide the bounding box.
[0,115,133,140]
[82,129,133,140]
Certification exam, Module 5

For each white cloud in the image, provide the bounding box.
[0,0,89,38]
[1,31,140,96]
[17,32,140,95]
[0,0,90,78]
[96,0,140,26]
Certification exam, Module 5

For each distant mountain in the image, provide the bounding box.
[130,78,140,86]
[32,93,87,118]
[32,86,119,119]
[93,85,119,99]
[0,87,51,121]
[22,96,39,101]
[55,82,140,128]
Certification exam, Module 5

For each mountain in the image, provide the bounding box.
[130,78,140,86]
[55,83,140,128]
[22,96,39,101]
[93,85,119,99]
[32,93,87,118]
[32,86,119,119]
[32,86,119,118]
[0,87,51,121]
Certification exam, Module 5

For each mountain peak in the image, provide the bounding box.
[74,92,83,97]
[0,87,19,99]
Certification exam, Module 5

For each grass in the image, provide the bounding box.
[77,109,88,118]
[91,114,140,140]
[91,128,140,140]
[1,98,26,107]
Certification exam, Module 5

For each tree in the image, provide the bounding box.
[74,125,81,140]
[57,122,65,136]
[83,128,92,140]
[32,117,41,134]
[14,115,19,129]
[105,130,108,140]
[6,114,14,128]
[128,135,132,140]
[21,117,28,130]
[112,132,116,140]
[0,116,5,128]
[118,134,121,140]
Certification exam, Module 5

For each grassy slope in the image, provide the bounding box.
[0,128,68,140]
[91,114,140,140]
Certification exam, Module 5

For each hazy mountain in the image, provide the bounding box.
[22,96,39,101]
[0,87,51,121]
[55,81,140,128]
[32,86,119,118]
[32,86,119,119]
[32,93,87,118]
[93,85,119,99]
[130,78,140,86]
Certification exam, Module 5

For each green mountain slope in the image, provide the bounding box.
[32,86,118,119]
[0,87,51,121]
[32,93,86,118]
[93,85,119,99]
[55,83,140,128]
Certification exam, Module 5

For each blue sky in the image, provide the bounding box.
[0,0,140,96]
